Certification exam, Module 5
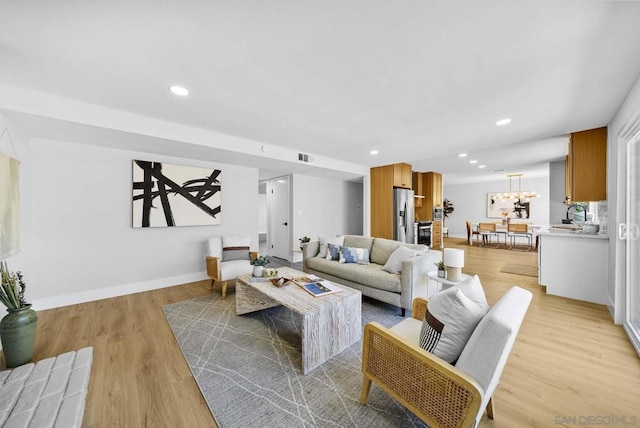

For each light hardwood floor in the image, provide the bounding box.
[14,238,640,427]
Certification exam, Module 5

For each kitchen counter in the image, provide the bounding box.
[537,225,609,240]
[538,228,608,304]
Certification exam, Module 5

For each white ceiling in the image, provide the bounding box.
[1,1,640,184]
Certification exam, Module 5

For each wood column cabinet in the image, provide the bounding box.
[432,221,442,249]
[413,172,424,208]
[565,127,607,203]
[370,163,412,239]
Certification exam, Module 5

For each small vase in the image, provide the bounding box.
[252,266,265,277]
[1,304,38,368]
[438,269,446,278]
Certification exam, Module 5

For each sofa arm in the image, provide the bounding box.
[399,250,442,311]
[360,321,483,427]
[302,241,320,271]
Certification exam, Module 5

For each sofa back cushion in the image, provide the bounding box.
[343,236,374,257]
[371,237,428,265]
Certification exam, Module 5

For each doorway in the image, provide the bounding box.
[624,129,640,355]
[267,176,291,261]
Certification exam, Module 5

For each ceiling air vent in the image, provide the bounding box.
[298,153,313,163]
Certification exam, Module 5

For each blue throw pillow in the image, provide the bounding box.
[326,243,341,261]
[339,246,370,264]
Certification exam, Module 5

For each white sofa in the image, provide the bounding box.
[302,235,442,316]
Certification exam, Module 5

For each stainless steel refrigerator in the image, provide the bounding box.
[393,188,415,244]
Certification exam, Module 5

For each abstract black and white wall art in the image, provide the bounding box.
[132,160,222,228]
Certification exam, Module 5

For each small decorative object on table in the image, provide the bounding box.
[270,277,292,287]
[0,261,38,368]
[250,256,270,277]
[264,268,279,278]
[435,261,446,278]
[299,236,311,250]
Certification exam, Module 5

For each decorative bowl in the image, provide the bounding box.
[581,224,600,234]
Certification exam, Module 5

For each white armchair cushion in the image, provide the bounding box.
[219,260,253,281]
[208,237,223,259]
[419,287,487,363]
[221,236,251,261]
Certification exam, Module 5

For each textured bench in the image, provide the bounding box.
[0,347,93,428]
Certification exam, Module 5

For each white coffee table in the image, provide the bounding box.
[428,271,472,294]
[235,267,362,374]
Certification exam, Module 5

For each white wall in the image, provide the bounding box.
[443,175,551,238]
[607,72,640,322]
[549,160,567,224]
[292,175,363,245]
[29,138,258,308]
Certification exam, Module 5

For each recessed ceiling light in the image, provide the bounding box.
[169,85,189,96]
[370,150,379,155]
[495,118,511,126]
[459,153,468,158]
[469,160,478,164]
[478,165,487,169]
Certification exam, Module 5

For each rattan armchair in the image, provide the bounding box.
[360,298,484,428]
[360,287,532,428]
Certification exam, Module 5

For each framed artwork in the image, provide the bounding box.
[487,193,531,219]
[0,151,20,258]
[132,160,222,228]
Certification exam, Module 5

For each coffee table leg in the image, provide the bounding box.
[301,292,362,374]
[235,280,281,315]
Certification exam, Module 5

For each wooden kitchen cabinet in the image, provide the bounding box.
[393,163,412,189]
[432,221,442,249]
[415,172,443,221]
[371,163,412,239]
[413,172,424,208]
[565,127,607,203]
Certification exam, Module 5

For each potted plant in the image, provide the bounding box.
[434,260,446,278]
[0,261,38,368]
[250,256,270,277]
[443,199,455,227]
[299,236,310,250]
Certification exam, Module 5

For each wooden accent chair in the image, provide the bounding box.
[465,221,479,245]
[205,236,258,299]
[507,223,532,251]
[360,287,532,428]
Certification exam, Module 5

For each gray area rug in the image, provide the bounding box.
[163,292,426,428]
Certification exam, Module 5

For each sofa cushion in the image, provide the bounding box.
[326,243,341,260]
[382,245,421,274]
[339,246,370,264]
[343,236,374,255]
[318,236,345,258]
[371,237,428,265]
[419,286,487,363]
[305,257,402,293]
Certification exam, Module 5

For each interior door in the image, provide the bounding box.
[624,134,640,355]
[269,176,291,260]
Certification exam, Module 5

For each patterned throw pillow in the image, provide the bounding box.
[419,286,488,363]
[326,243,341,261]
[222,237,250,262]
[339,246,370,264]
[318,236,345,258]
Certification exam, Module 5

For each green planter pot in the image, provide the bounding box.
[1,304,38,368]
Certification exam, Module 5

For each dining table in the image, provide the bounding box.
[472,222,543,247]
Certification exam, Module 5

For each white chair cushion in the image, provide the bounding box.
[389,317,422,344]
[222,236,251,261]
[419,287,487,363]
[220,260,253,281]
[208,237,223,259]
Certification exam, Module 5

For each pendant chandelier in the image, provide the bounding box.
[496,174,539,201]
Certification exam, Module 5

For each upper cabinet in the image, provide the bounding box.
[414,172,443,221]
[413,172,424,208]
[393,163,412,189]
[565,127,607,203]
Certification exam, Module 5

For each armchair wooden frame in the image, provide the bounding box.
[360,298,488,428]
[205,252,259,299]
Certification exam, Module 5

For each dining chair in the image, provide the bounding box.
[477,223,499,247]
[507,223,532,251]
[466,221,479,245]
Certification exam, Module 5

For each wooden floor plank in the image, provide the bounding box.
[6,238,638,427]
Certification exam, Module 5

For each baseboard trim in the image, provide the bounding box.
[31,272,208,311]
